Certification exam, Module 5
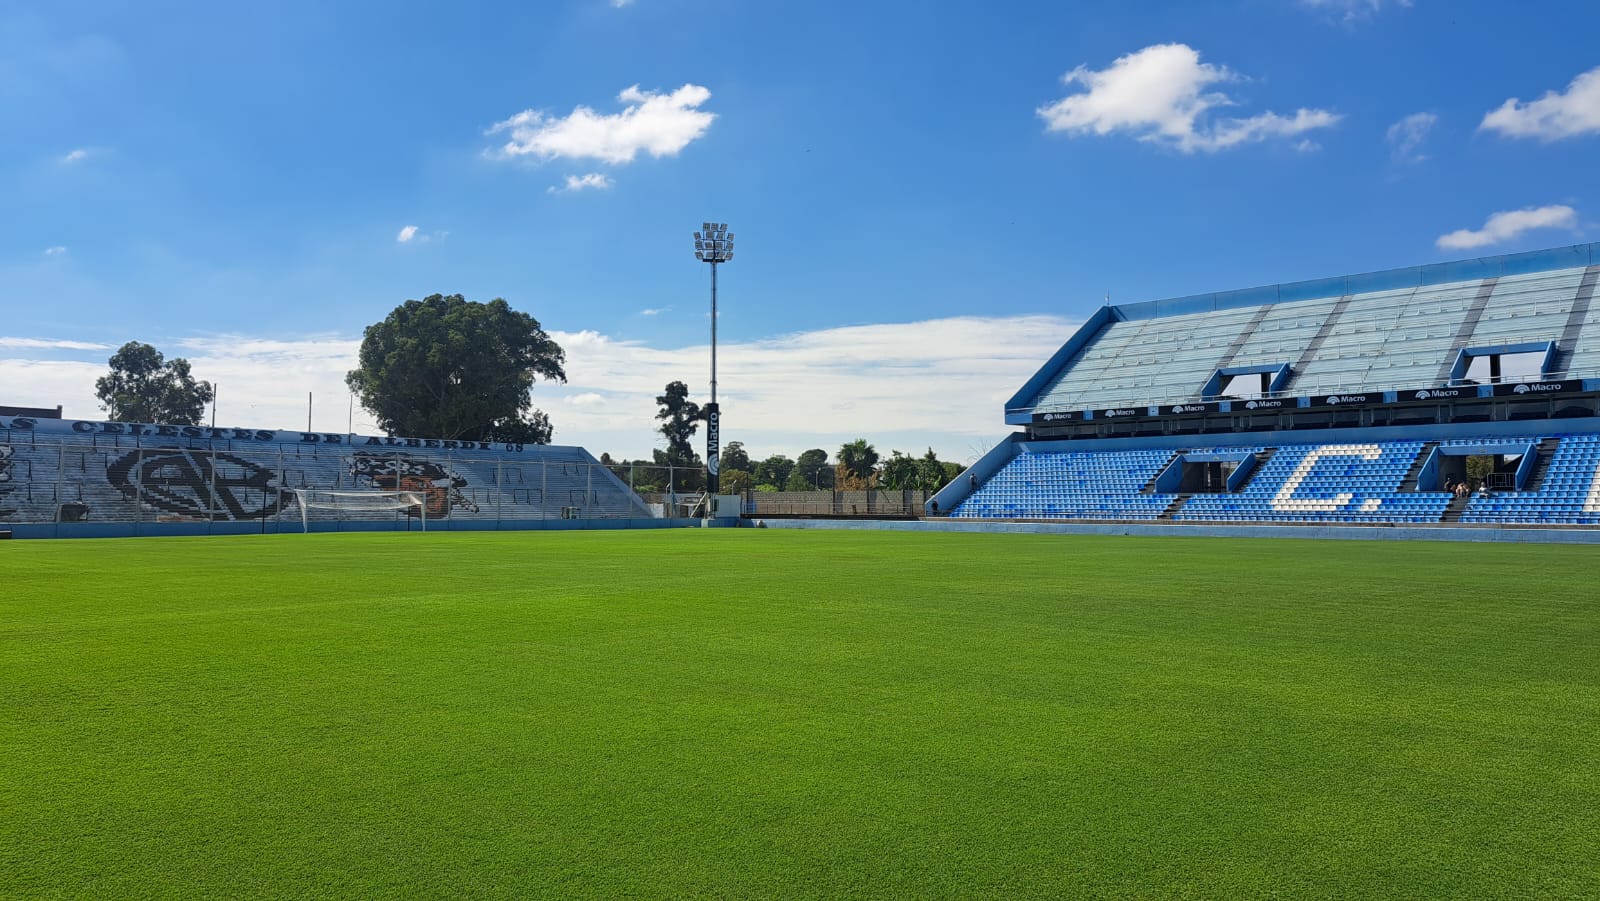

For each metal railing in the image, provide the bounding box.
[1029,364,1593,417]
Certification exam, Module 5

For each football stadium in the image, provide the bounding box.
[4,244,1598,897]
[5,243,1599,539]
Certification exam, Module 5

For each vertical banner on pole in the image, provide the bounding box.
[704,402,720,496]
[693,221,732,507]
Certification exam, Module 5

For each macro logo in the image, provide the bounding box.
[1245,401,1259,410]
[1171,404,1206,414]
[1415,390,1433,400]
[106,447,290,520]
[1103,408,1138,418]
[1514,384,1530,394]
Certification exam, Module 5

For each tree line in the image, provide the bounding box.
[87,293,963,495]
[600,381,964,494]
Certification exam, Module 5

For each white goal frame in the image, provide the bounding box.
[287,488,428,533]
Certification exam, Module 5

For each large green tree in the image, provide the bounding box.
[918,448,955,491]
[754,454,794,489]
[655,381,702,467]
[346,294,565,442]
[878,451,921,490]
[721,441,751,474]
[94,341,214,424]
[872,448,955,491]
[793,448,831,490]
[719,469,754,493]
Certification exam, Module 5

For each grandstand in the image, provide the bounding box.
[0,419,655,537]
[935,243,1600,529]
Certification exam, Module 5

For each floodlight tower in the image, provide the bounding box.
[693,221,733,496]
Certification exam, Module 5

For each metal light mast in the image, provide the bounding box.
[693,221,733,496]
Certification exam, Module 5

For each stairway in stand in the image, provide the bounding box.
[1141,451,1187,494]
[1159,494,1192,520]
[1522,437,1562,492]
[1399,441,1440,491]
[1228,447,1277,492]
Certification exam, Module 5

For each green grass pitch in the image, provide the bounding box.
[2,530,1596,898]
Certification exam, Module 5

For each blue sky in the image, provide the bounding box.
[2,0,1596,462]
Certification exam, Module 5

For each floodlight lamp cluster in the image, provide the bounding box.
[693,221,734,263]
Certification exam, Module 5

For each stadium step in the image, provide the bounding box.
[1522,437,1562,492]
[1433,277,1499,383]
[1141,450,1188,493]
[1399,441,1440,491]
[1234,448,1276,490]
[1440,492,1472,523]
[1284,295,1353,391]
[1158,493,1192,520]
[1552,266,1599,374]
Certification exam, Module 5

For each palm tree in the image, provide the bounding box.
[837,439,880,489]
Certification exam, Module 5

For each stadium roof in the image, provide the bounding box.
[1009,242,1600,419]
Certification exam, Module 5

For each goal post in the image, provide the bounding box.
[287,488,429,533]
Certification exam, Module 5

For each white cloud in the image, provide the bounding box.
[0,358,103,415]
[1300,0,1412,23]
[547,172,614,194]
[0,315,1073,464]
[59,148,89,164]
[550,315,1073,461]
[393,226,447,245]
[611,0,634,6]
[1387,111,1437,163]
[1480,65,1600,141]
[488,84,716,164]
[43,246,67,256]
[1037,43,1340,153]
[639,307,669,317]
[175,334,374,432]
[0,335,368,429]
[1435,205,1578,250]
[0,336,109,350]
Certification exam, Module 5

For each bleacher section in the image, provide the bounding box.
[1023,251,1598,414]
[1461,434,1600,525]
[1173,441,1445,523]
[960,449,1172,520]
[952,434,1600,526]
[0,423,652,531]
[940,241,1600,532]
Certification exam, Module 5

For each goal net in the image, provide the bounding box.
[287,488,429,532]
